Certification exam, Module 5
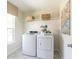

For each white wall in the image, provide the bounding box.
[25,20,60,32]
[32,9,59,20]
[60,0,69,11]
[7,10,24,56]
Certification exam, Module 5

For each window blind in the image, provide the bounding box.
[7,1,18,16]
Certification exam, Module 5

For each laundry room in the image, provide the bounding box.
[7,0,71,59]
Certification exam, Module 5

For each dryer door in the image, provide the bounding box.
[37,35,54,59]
[38,37,52,50]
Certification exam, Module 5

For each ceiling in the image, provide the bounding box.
[8,0,65,13]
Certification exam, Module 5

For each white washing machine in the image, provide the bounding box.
[37,33,54,59]
[22,33,37,56]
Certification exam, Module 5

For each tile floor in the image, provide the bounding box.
[8,49,61,59]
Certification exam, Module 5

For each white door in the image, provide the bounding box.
[64,45,72,59]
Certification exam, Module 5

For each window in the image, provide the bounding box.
[7,14,16,44]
